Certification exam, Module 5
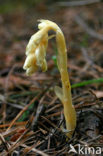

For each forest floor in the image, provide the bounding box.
[0,1,103,155]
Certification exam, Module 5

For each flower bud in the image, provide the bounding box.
[35,44,47,72]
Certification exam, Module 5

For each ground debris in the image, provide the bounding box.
[0,1,103,155]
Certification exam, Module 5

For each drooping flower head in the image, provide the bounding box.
[23,21,49,75]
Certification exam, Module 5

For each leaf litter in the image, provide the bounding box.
[0,1,103,155]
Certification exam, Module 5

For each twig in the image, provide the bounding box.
[81,47,93,65]
[58,0,101,7]
[6,93,41,131]
[0,134,10,152]
[5,119,34,156]
[21,144,49,156]
[0,121,27,128]
[75,15,103,41]
[4,133,29,156]
[87,135,102,143]
[6,102,24,109]
[31,94,46,130]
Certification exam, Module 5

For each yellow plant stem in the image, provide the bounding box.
[56,28,76,138]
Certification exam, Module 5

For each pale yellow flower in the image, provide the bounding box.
[23,27,48,75]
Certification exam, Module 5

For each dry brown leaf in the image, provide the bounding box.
[94,91,103,98]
